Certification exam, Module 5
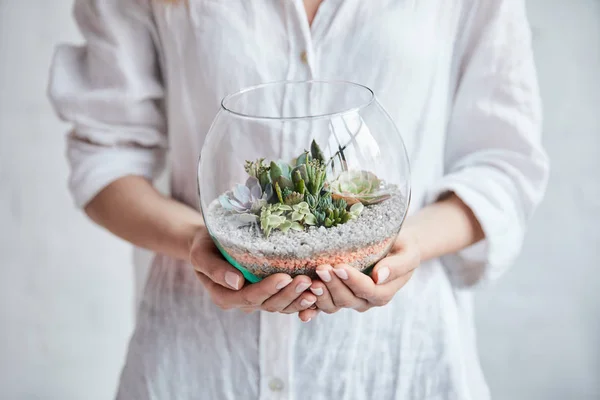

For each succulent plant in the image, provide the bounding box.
[219,177,270,214]
[283,191,304,206]
[290,202,317,225]
[295,151,311,167]
[305,193,318,210]
[310,139,326,163]
[244,158,271,190]
[260,203,293,237]
[323,207,351,227]
[270,161,294,193]
[348,202,364,220]
[305,159,327,197]
[330,170,391,205]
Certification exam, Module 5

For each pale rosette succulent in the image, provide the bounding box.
[330,170,391,205]
[219,177,272,226]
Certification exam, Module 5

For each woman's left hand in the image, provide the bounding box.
[298,230,421,320]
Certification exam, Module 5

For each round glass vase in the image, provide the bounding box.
[198,80,411,283]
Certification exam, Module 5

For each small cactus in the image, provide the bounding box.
[305,159,327,197]
[310,139,326,163]
[284,191,304,206]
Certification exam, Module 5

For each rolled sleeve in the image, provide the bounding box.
[48,0,166,208]
[429,0,550,286]
[66,135,166,208]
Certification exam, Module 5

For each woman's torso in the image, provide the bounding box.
[117,1,489,399]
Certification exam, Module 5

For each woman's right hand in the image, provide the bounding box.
[190,227,317,319]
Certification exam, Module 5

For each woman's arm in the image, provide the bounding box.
[403,193,485,263]
[84,176,203,262]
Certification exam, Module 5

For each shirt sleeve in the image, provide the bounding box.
[425,0,550,287]
[48,0,167,208]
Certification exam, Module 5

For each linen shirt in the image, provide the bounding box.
[48,0,549,399]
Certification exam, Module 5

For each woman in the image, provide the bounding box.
[49,0,549,399]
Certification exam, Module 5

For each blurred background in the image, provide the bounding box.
[1,1,598,399]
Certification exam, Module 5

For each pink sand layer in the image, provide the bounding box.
[224,237,395,272]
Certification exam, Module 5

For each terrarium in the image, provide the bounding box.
[198,81,411,283]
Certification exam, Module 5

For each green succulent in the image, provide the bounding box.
[348,202,364,220]
[305,159,327,197]
[313,210,327,226]
[295,151,311,167]
[323,207,351,227]
[310,139,326,163]
[291,165,307,195]
[260,203,293,237]
[244,158,271,190]
[290,202,317,226]
[270,161,294,193]
[305,193,318,210]
[283,191,304,206]
[330,170,391,205]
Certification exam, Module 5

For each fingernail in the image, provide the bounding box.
[316,269,332,282]
[333,268,349,280]
[276,277,293,290]
[302,318,312,323]
[295,281,311,293]
[377,267,390,285]
[300,299,315,307]
[310,287,324,296]
[225,271,241,290]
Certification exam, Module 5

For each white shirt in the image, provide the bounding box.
[48,1,549,399]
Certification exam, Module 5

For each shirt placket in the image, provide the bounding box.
[257,4,317,399]
[259,311,295,400]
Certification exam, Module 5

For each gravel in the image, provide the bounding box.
[205,191,407,277]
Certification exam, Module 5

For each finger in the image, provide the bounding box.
[316,264,367,310]
[331,264,395,307]
[191,233,245,290]
[372,248,419,285]
[309,280,339,314]
[196,271,293,309]
[298,308,320,323]
[260,275,312,313]
[281,292,317,314]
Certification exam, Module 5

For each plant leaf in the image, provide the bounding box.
[304,213,317,226]
[291,211,303,221]
[350,202,364,214]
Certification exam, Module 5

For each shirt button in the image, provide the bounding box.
[269,377,285,392]
[300,50,308,64]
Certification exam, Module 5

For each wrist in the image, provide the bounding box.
[182,223,206,263]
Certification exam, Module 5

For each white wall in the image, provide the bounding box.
[0,1,598,399]
[475,1,600,399]
[0,2,136,399]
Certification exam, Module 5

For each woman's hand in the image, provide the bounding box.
[190,227,317,317]
[299,230,421,319]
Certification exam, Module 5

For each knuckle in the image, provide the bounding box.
[261,304,281,313]
[372,294,392,307]
[334,299,354,308]
[212,297,229,310]
[322,307,340,314]
[240,294,255,308]
[355,288,375,300]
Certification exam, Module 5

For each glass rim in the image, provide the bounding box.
[220,79,375,121]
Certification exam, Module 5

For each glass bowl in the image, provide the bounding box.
[198,80,411,282]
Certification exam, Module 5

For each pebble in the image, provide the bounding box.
[206,191,407,263]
